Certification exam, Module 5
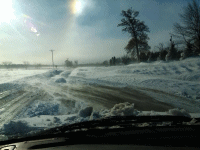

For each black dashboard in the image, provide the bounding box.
[1,125,200,150]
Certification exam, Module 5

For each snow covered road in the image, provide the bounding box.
[0,57,200,138]
[62,84,174,111]
[0,91,40,127]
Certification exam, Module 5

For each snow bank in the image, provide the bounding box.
[43,70,63,78]
[17,100,91,119]
[1,101,197,137]
[2,120,41,135]
[78,106,93,117]
[53,117,61,123]
[3,102,138,135]
[105,102,138,117]
[60,70,72,78]
[62,102,136,124]
[28,103,59,117]
[17,101,60,118]
[55,78,66,83]
[67,57,200,101]
[167,108,191,118]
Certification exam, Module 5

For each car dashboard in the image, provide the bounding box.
[1,124,200,150]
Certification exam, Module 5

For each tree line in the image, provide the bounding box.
[0,61,50,69]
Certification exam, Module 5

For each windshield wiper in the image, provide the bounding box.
[41,115,198,134]
[22,116,200,136]
[3,115,200,144]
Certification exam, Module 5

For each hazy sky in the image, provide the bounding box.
[0,0,194,65]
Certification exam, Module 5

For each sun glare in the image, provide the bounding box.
[0,0,16,24]
[71,0,84,15]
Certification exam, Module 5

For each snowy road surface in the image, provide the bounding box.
[0,57,200,138]
[0,82,174,127]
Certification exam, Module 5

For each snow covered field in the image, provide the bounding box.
[0,57,200,139]
[0,69,48,84]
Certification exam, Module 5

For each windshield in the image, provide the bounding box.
[0,0,200,141]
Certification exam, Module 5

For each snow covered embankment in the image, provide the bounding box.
[68,57,200,100]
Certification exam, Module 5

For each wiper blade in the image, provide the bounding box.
[38,115,199,135]
[1,115,200,147]
[3,115,200,145]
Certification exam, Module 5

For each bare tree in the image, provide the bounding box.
[102,60,109,66]
[171,0,200,55]
[154,43,167,61]
[155,43,164,51]
[118,8,150,62]
[23,61,30,70]
[121,55,131,65]
[65,59,73,67]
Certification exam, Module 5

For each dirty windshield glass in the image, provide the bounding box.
[0,0,200,141]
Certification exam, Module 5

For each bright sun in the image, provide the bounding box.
[75,0,82,13]
[71,0,84,15]
[0,0,16,24]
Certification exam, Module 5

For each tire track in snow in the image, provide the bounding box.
[62,84,174,112]
[0,90,45,127]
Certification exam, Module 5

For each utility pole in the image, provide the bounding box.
[49,50,55,69]
[198,0,200,41]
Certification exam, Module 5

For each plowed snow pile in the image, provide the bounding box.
[1,102,192,136]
